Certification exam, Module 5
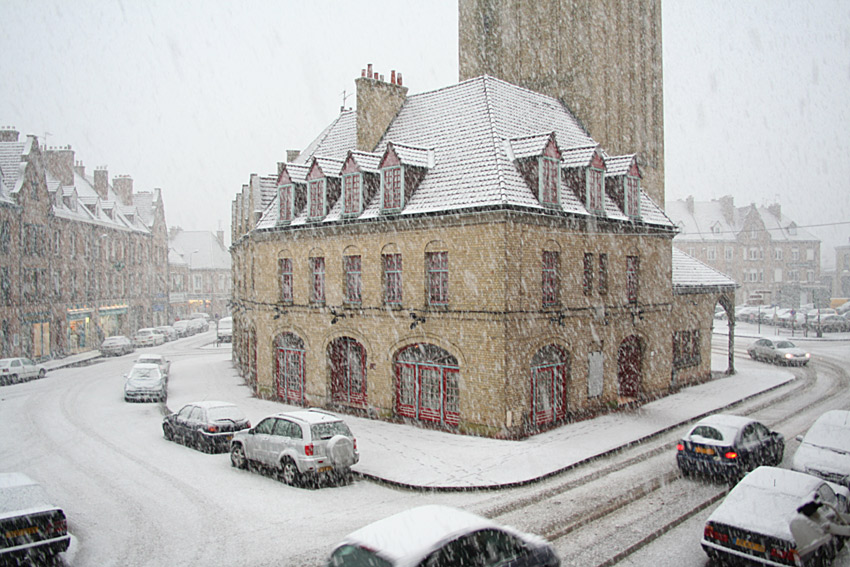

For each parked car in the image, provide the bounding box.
[188,318,209,333]
[135,353,171,380]
[747,337,811,366]
[133,328,165,347]
[172,320,192,337]
[230,409,359,487]
[676,414,784,480]
[0,357,47,386]
[163,401,251,453]
[123,363,167,402]
[792,410,850,488]
[216,316,233,343]
[777,310,806,328]
[100,335,134,356]
[327,505,560,567]
[0,472,70,565]
[807,314,848,333]
[155,325,178,342]
[702,466,849,567]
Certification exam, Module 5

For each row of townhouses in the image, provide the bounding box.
[0,127,230,360]
[230,69,737,439]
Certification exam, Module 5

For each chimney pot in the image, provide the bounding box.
[367,63,373,77]
[397,72,403,86]
[379,74,384,82]
[361,68,366,77]
[391,70,396,84]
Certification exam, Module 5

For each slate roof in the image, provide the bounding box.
[256,75,674,231]
[0,137,31,197]
[672,247,738,293]
[666,197,819,243]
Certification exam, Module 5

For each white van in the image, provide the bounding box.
[217,316,233,343]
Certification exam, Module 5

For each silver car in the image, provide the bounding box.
[123,363,167,402]
[792,410,850,488]
[0,358,46,385]
[230,409,358,487]
[746,337,810,366]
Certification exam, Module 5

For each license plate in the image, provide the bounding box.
[5,526,38,538]
[318,466,333,473]
[695,446,715,455]
[735,538,765,553]
[225,435,233,441]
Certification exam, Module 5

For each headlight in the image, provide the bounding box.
[785,353,794,359]
[805,353,811,358]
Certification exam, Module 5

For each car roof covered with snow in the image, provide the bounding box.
[276,409,343,425]
[686,414,754,443]
[333,505,510,566]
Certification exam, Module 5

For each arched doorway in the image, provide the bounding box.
[530,345,570,426]
[394,344,459,426]
[328,337,367,407]
[275,332,305,404]
[617,335,642,401]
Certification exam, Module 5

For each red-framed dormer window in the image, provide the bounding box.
[382,166,403,212]
[343,173,362,216]
[539,156,560,207]
[587,168,604,213]
[625,175,640,218]
[309,178,325,219]
[279,184,293,223]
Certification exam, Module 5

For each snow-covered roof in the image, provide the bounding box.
[604,154,637,177]
[0,136,33,196]
[560,145,599,169]
[255,75,675,232]
[672,248,738,293]
[169,230,231,270]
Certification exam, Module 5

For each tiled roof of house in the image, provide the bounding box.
[169,230,231,270]
[507,133,553,160]
[560,145,599,169]
[604,154,636,177]
[0,138,30,195]
[256,175,277,211]
[257,75,674,231]
[347,150,381,173]
[672,247,738,292]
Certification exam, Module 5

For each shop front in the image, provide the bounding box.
[98,305,128,338]
[67,308,94,354]
[23,312,51,360]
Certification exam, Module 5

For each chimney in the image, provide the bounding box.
[719,195,735,225]
[94,167,109,199]
[286,150,300,162]
[356,63,408,152]
[768,202,781,220]
[113,175,134,205]
[44,145,75,186]
[686,195,694,214]
[74,160,86,179]
[0,127,19,142]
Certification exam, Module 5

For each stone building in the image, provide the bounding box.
[230,71,735,438]
[666,195,821,307]
[458,0,665,206]
[0,127,169,358]
[168,228,232,321]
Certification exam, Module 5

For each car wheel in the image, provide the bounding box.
[279,458,301,486]
[9,373,18,384]
[230,444,248,469]
[38,368,46,379]
[748,350,757,360]
[163,424,174,441]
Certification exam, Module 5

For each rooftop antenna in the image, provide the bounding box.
[340,90,352,112]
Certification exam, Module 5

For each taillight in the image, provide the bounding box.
[704,524,729,544]
[45,518,67,536]
[724,451,738,460]
[770,547,799,562]
[245,421,251,428]
[353,438,357,450]
[207,425,219,433]
[676,443,684,451]
[304,444,314,456]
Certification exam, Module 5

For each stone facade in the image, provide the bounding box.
[458,0,665,207]
[168,229,232,321]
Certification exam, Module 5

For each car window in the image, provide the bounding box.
[776,341,794,349]
[422,529,524,567]
[273,419,296,437]
[740,424,759,444]
[177,406,194,419]
[189,407,205,422]
[753,423,770,439]
[329,544,392,567]
[254,418,276,435]
[817,484,837,506]
[690,426,724,441]
[311,421,352,440]
[23,359,33,365]
[11,360,20,367]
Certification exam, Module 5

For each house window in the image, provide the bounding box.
[278,258,293,303]
[539,157,559,206]
[394,344,459,426]
[625,176,640,217]
[382,166,402,211]
[542,251,559,307]
[707,247,716,261]
[343,173,361,215]
[309,178,325,219]
[672,330,701,369]
[598,254,608,294]
[279,184,292,222]
[792,248,799,261]
[725,247,733,261]
[344,255,362,304]
[774,268,783,283]
[807,270,814,282]
[583,253,594,295]
[587,168,604,212]
[775,248,783,260]
[626,256,639,305]
[748,248,759,261]
[426,251,448,306]
[310,257,325,303]
[383,253,403,306]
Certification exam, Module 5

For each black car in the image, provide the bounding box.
[676,414,784,481]
[163,401,250,453]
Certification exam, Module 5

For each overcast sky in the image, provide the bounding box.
[2,1,848,265]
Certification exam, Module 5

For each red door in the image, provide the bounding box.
[329,337,366,406]
[618,336,642,399]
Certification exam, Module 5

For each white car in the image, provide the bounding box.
[133,328,165,347]
[793,410,850,488]
[747,337,811,366]
[123,363,167,402]
[216,316,233,342]
[135,354,171,380]
[327,505,560,567]
[0,473,70,564]
[702,466,849,567]
[0,357,46,386]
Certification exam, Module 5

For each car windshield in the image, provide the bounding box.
[329,545,392,567]
[103,338,122,345]
[312,421,353,440]
[776,341,795,349]
[208,406,246,422]
[128,367,161,383]
[138,357,160,364]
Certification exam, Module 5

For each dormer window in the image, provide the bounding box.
[279,184,293,223]
[539,156,560,207]
[382,166,403,212]
[343,173,362,216]
[625,175,640,218]
[309,178,325,219]
[587,167,604,213]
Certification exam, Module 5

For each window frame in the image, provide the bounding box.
[342,172,362,216]
[626,255,639,305]
[278,258,293,303]
[541,250,560,307]
[382,253,403,306]
[426,251,449,307]
[539,156,560,207]
[343,255,362,305]
[310,256,325,304]
[381,166,403,212]
[583,253,594,295]
[586,167,605,213]
[308,178,326,219]
[278,184,293,223]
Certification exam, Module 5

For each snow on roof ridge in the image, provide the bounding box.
[481,75,509,204]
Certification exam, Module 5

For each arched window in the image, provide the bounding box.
[394,344,459,426]
[530,345,569,426]
[275,332,305,404]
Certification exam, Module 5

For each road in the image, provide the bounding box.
[1,330,848,566]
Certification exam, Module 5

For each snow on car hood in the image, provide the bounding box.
[792,442,850,481]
